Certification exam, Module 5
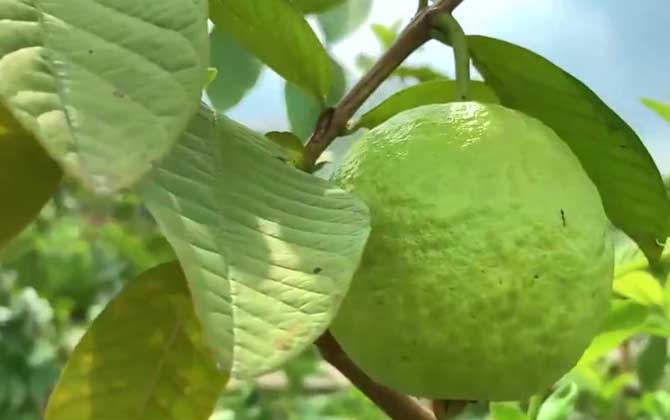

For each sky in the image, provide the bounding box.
[226,0,670,172]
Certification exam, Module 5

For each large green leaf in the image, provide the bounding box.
[45,262,227,420]
[355,80,499,130]
[642,98,670,123]
[292,0,345,14]
[0,105,61,249]
[0,0,209,194]
[285,58,347,141]
[468,36,670,262]
[138,106,370,379]
[208,27,262,111]
[209,0,331,101]
[318,0,373,44]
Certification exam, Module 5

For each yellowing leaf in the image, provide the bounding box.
[45,262,227,420]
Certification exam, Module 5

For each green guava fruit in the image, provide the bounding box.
[330,102,613,401]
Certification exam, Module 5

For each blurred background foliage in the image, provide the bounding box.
[3,1,670,419]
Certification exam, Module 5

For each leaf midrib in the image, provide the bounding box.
[134,318,183,419]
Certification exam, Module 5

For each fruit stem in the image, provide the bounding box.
[315,331,436,420]
[301,0,467,171]
[527,394,543,420]
[434,13,471,101]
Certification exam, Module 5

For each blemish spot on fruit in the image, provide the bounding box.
[313,267,322,274]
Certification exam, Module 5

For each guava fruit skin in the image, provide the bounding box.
[330,102,613,401]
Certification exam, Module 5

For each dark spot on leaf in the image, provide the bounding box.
[88,49,94,54]
[560,209,566,227]
[313,267,322,274]
[113,89,125,98]
[534,274,539,280]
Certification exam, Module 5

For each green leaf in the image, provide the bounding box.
[468,35,670,262]
[637,336,668,390]
[537,382,579,420]
[613,270,665,307]
[489,402,529,420]
[642,98,670,123]
[265,131,304,166]
[205,68,218,89]
[356,54,448,82]
[45,262,227,420]
[0,105,61,249]
[286,58,347,141]
[371,21,402,49]
[291,0,345,13]
[138,106,370,379]
[0,0,209,194]
[318,0,373,44]
[209,0,331,101]
[207,27,262,111]
[578,300,670,365]
[356,80,499,130]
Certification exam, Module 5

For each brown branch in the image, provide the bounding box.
[316,332,435,420]
[301,0,466,171]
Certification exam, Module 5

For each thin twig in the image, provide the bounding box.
[316,332,435,420]
[301,0,466,171]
